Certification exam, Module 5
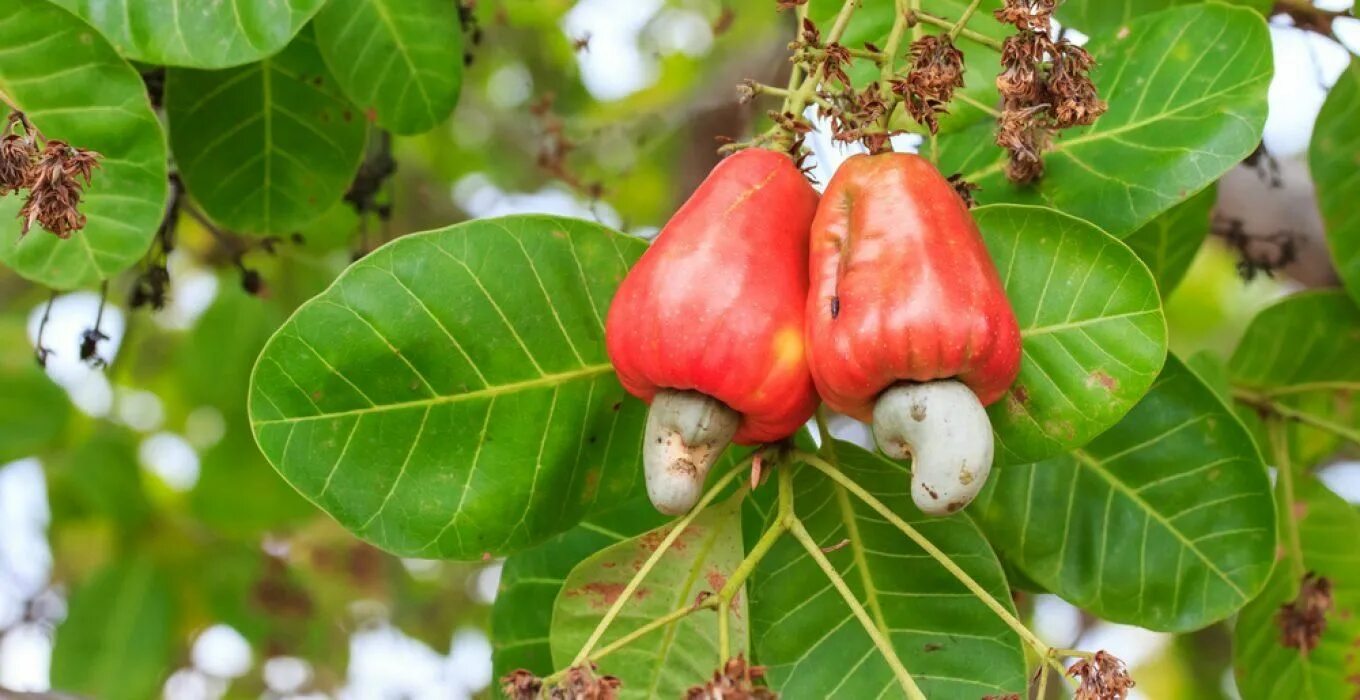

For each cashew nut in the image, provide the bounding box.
[643,389,741,515]
[872,380,994,516]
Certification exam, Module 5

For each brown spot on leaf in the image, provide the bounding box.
[571,582,649,608]
[1088,370,1118,392]
[923,643,943,652]
[706,568,727,593]
[365,106,378,123]
[1013,384,1030,404]
[1277,572,1333,652]
[1293,500,1310,521]
[311,390,323,402]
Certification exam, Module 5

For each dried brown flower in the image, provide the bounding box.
[946,173,980,208]
[993,0,1057,32]
[996,103,1049,183]
[893,35,966,133]
[501,669,544,700]
[0,134,36,195]
[549,663,621,700]
[821,42,852,87]
[685,656,777,699]
[19,139,101,238]
[1278,572,1333,652]
[996,34,1048,105]
[1048,41,1107,127]
[907,35,966,100]
[1068,651,1135,700]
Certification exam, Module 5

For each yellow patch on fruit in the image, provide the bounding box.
[772,326,804,369]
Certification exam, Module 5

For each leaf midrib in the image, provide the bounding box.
[251,363,614,425]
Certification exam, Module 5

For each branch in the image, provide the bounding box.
[1234,388,1360,446]
[909,11,1004,51]
[788,516,927,700]
[569,460,749,666]
[795,450,1072,682]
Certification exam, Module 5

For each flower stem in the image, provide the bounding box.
[788,516,927,700]
[776,0,861,144]
[948,0,985,41]
[587,597,719,666]
[570,461,749,666]
[911,11,1003,51]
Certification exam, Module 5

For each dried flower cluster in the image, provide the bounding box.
[502,664,622,700]
[685,656,777,699]
[891,35,965,134]
[993,0,1106,184]
[1277,572,1333,652]
[1,112,101,239]
[530,93,605,202]
[1068,651,1135,700]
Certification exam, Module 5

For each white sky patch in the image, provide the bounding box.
[153,250,220,331]
[1264,24,1353,156]
[27,292,124,417]
[116,387,166,433]
[451,172,622,229]
[138,432,201,492]
[486,62,535,110]
[192,624,252,679]
[0,623,52,692]
[264,656,313,694]
[467,561,503,605]
[650,8,713,57]
[563,0,664,101]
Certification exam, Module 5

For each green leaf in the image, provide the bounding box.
[0,320,70,465]
[180,288,313,536]
[0,0,168,290]
[1229,290,1360,466]
[550,497,746,697]
[314,0,464,134]
[1058,0,1271,38]
[248,215,648,560]
[1121,185,1215,297]
[1234,473,1360,699]
[493,497,671,679]
[166,30,366,235]
[974,355,1275,632]
[938,3,1271,238]
[975,204,1167,465]
[46,427,151,529]
[51,558,177,700]
[51,0,325,68]
[747,441,1026,698]
[1309,59,1360,307]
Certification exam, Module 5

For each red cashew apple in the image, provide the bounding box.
[805,152,1021,516]
[606,148,821,515]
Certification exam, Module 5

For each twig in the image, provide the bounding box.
[795,450,1073,683]
[948,0,985,41]
[909,11,1004,51]
[33,290,56,367]
[788,517,927,700]
[568,461,749,667]
[1234,388,1360,445]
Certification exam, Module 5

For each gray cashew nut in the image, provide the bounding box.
[872,380,994,516]
[643,389,741,515]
